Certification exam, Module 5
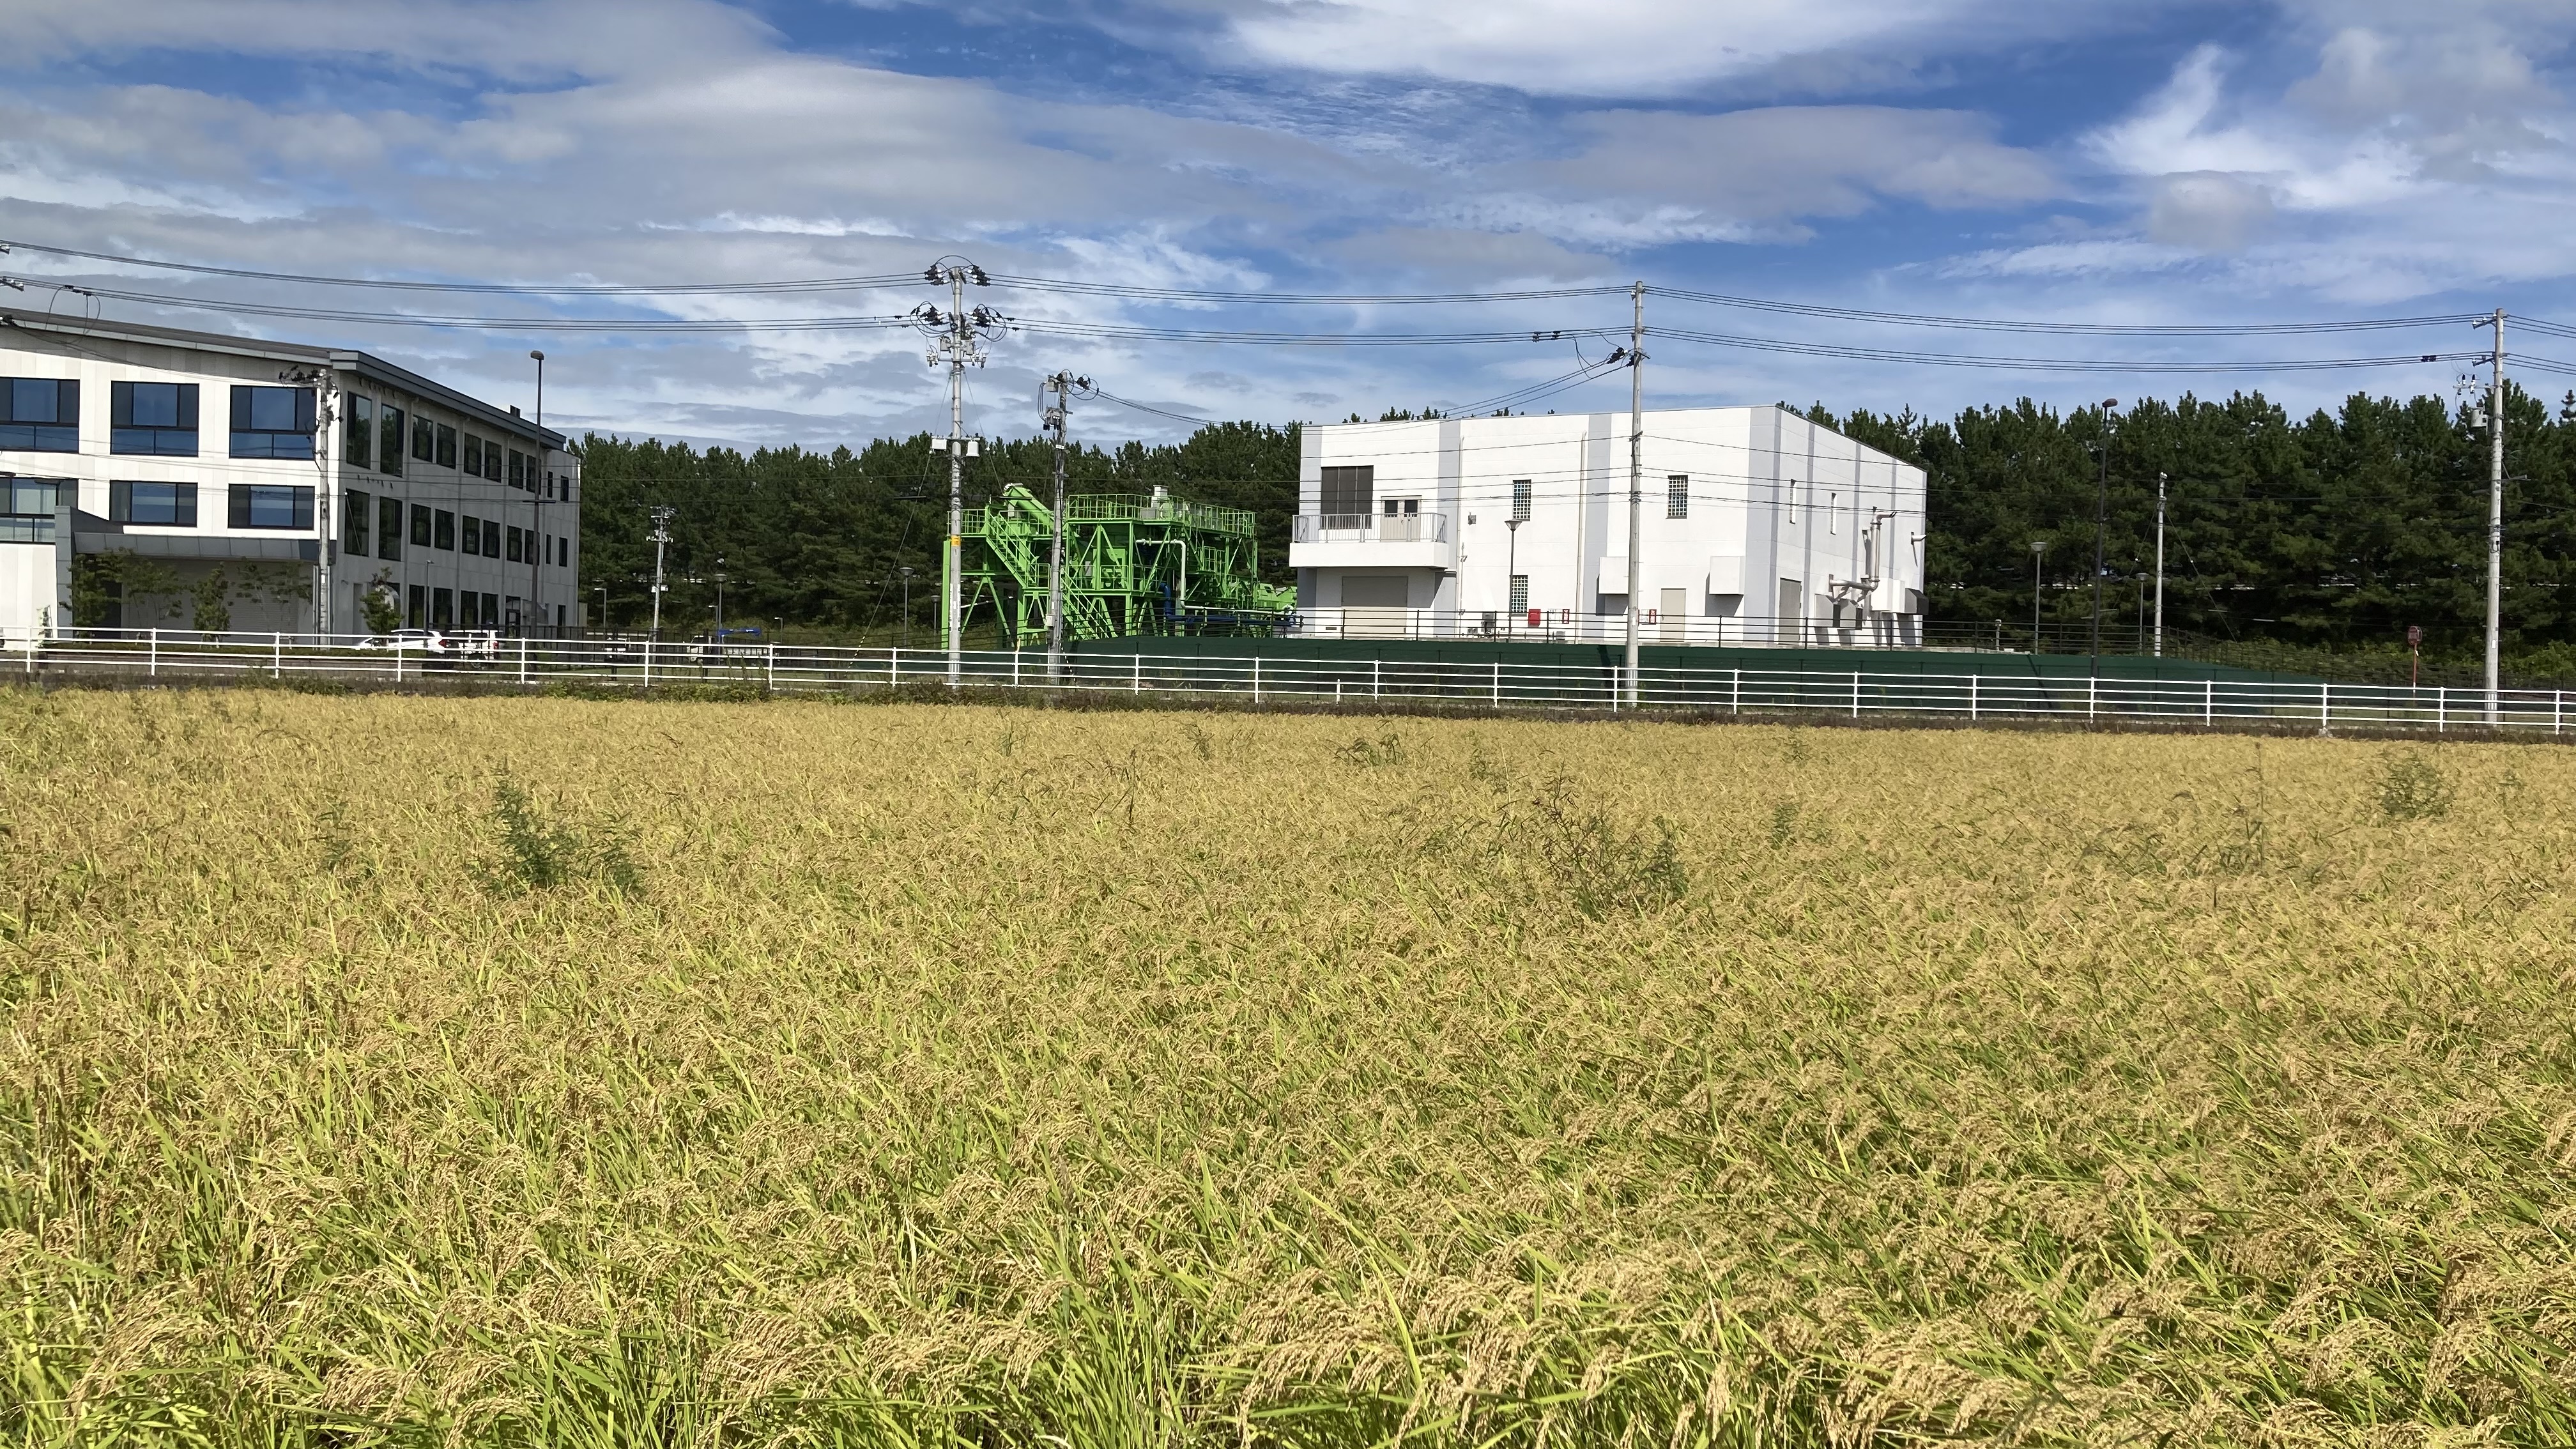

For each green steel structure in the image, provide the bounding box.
[949,486,1296,648]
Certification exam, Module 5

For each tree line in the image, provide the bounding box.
[577,385,2576,671]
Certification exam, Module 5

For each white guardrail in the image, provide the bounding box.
[9,628,2572,734]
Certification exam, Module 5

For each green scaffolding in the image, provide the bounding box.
[948,487,1296,649]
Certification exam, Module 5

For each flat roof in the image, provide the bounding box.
[0,306,565,450]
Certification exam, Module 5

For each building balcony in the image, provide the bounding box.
[1289,512,1454,571]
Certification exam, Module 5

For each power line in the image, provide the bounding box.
[1644,286,2481,336]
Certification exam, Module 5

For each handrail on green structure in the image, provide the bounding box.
[953,484,1290,649]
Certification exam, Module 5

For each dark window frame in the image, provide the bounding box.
[435,423,457,469]
[227,483,315,530]
[434,509,456,551]
[228,385,316,460]
[1321,464,1374,521]
[343,395,374,469]
[378,494,404,560]
[0,377,80,452]
[344,487,372,555]
[109,480,199,527]
[378,403,405,477]
[110,381,199,457]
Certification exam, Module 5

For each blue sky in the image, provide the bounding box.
[4,0,2574,448]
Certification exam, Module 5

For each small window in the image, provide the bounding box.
[411,413,434,462]
[227,484,314,530]
[1509,574,1529,615]
[1320,464,1373,521]
[461,516,481,555]
[1667,474,1688,520]
[406,583,425,628]
[480,591,498,625]
[1511,479,1531,521]
[378,494,404,560]
[435,424,457,468]
[343,395,374,468]
[109,481,199,526]
[0,478,66,541]
[378,404,405,477]
[486,447,503,483]
[110,381,199,456]
[464,435,484,476]
[229,385,316,459]
[431,587,454,627]
[434,509,456,551]
[410,503,431,548]
[1,378,79,452]
[505,524,523,563]
[484,518,502,558]
[344,487,372,555]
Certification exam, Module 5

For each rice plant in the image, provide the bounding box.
[1,687,2570,1446]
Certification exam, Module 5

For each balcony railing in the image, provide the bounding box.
[1292,512,1450,544]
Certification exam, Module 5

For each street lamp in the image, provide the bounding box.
[899,566,915,650]
[593,585,606,635]
[1504,517,1522,637]
[2030,540,2048,656]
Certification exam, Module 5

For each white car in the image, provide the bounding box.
[353,629,449,653]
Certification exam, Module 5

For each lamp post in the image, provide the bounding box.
[2030,540,2048,656]
[593,585,606,636]
[899,566,915,650]
[2152,471,2167,658]
[1505,516,1522,637]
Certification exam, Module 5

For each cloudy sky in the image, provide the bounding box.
[4,0,2573,448]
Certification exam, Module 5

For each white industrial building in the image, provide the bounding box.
[0,308,579,641]
[1289,406,1926,647]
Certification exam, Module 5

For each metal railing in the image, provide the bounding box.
[8,627,2569,735]
[1292,512,1450,544]
[1284,608,1925,648]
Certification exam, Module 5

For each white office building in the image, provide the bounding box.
[1289,406,1927,647]
[0,308,580,641]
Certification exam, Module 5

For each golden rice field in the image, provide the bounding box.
[3,686,2573,1447]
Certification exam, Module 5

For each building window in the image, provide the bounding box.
[1320,464,1373,523]
[1509,574,1529,615]
[435,424,457,468]
[508,450,525,489]
[344,488,372,555]
[410,503,431,548]
[0,477,66,543]
[461,516,481,555]
[406,583,425,627]
[484,447,502,483]
[483,518,502,558]
[378,404,406,477]
[109,481,199,526]
[1511,479,1531,521]
[480,591,498,626]
[378,494,404,560]
[464,435,484,476]
[410,414,433,462]
[431,587,454,627]
[343,395,374,468]
[505,524,523,563]
[110,381,199,456]
[228,484,314,530]
[1,378,79,452]
[229,385,316,459]
[1667,474,1688,519]
[434,509,456,551]
[555,535,568,567]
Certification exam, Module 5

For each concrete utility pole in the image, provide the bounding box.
[647,505,674,640]
[529,349,546,637]
[2088,399,2118,677]
[2152,471,2166,658]
[1623,280,1644,710]
[919,261,997,686]
[2480,309,2506,723]
[2030,540,2048,655]
[1041,371,1086,681]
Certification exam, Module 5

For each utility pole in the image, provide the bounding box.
[2152,471,2166,658]
[916,261,999,686]
[529,349,546,638]
[1041,372,1087,680]
[712,554,726,642]
[2088,399,2118,677]
[1623,280,1644,710]
[647,505,673,641]
[2030,540,2048,655]
[2478,309,2506,723]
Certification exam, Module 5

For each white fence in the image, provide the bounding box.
[13,627,2572,735]
[1283,608,1926,649]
